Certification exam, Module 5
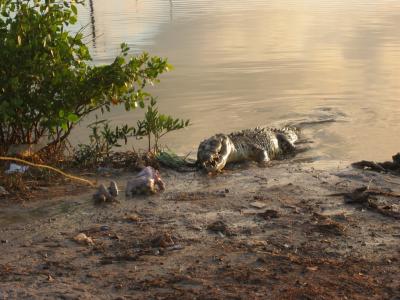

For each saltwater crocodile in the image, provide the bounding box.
[197,126,299,172]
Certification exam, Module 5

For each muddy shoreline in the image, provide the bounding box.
[0,160,399,299]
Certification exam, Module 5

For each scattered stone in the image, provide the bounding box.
[207,220,235,236]
[73,233,94,245]
[100,225,110,232]
[124,214,141,222]
[151,232,175,248]
[125,166,165,197]
[314,221,345,236]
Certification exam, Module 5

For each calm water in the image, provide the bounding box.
[73,0,400,162]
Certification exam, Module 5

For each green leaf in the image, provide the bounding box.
[69,15,77,24]
[61,122,68,131]
[67,113,79,123]
[71,4,77,15]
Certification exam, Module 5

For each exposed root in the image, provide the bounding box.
[0,156,95,187]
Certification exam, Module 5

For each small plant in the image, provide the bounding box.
[74,117,134,166]
[74,99,190,166]
[88,118,134,158]
[135,98,190,153]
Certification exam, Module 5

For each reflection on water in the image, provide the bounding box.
[73,0,400,161]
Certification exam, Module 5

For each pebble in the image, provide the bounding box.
[73,233,94,245]
[100,225,110,231]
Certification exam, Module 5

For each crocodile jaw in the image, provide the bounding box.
[198,134,235,172]
[203,160,226,173]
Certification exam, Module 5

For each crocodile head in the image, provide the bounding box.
[197,134,233,172]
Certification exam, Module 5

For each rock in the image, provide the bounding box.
[151,232,175,248]
[123,214,141,222]
[73,233,94,245]
[207,220,235,236]
[100,225,110,231]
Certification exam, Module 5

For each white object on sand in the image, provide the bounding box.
[5,163,29,174]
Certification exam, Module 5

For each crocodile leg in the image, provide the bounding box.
[252,145,270,163]
[276,133,296,154]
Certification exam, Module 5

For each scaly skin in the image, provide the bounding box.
[197,127,299,172]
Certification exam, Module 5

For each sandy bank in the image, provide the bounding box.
[0,159,399,299]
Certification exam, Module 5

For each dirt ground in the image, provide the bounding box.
[0,159,399,299]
